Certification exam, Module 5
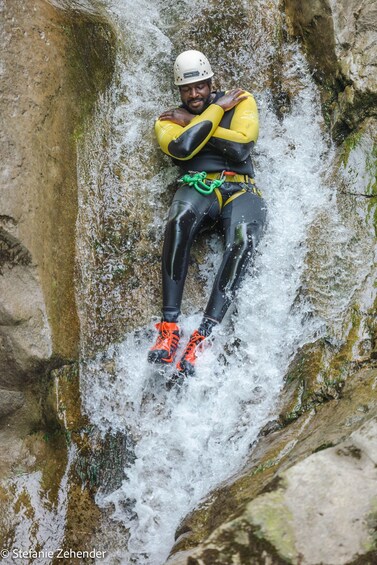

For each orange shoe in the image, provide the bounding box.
[148,321,180,364]
[176,330,206,376]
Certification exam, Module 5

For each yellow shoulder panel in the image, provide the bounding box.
[212,91,259,144]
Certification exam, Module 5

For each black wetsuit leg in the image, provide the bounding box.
[204,190,267,322]
[162,184,221,322]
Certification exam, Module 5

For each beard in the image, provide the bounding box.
[182,93,213,114]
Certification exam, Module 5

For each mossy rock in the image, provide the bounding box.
[168,367,377,562]
[277,339,346,425]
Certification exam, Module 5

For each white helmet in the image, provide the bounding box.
[173,50,214,86]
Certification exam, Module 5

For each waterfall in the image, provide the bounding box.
[76,0,375,563]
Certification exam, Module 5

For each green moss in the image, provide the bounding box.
[65,15,116,125]
[321,306,362,385]
[366,141,377,236]
[312,441,335,453]
[283,304,367,424]
[348,550,377,565]
[38,431,68,507]
[57,14,116,148]
[280,340,330,423]
[251,458,279,476]
[366,142,377,193]
[369,296,377,356]
[246,492,298,562]
[340,130,364,167]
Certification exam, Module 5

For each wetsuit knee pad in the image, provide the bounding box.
[164,202,199,280]
[203,220,258,323]
[164,193,217,280]
[162,190,220,319]
[222,191,267,249]
[167,200,198,225]
[219,222,255,291]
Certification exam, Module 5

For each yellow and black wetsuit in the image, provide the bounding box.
[155,91,258,174]
[155,90,267,325]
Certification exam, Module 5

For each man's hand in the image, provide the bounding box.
[215,88,249,111]
[158,108,194,126]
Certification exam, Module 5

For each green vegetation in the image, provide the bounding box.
[340,129,364,167]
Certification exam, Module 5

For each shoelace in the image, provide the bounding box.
[182,331,205,361]
[154,323,179,351]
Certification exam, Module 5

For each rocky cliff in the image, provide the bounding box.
[0,0,116,554]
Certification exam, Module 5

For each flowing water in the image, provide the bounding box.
[75,0,376,563]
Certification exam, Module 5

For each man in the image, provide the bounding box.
[148,49,267,376]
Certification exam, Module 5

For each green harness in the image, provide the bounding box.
[178,171,225,195]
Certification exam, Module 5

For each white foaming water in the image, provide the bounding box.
[77,1,334,561]
[300,122,377,350]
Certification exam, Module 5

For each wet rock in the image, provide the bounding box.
[0,264,51,387]
[0,0,117,556]
[0,390,24,419]
[1,0,116,378]
[50,363,132,557]
[285,0,377,139]
[285,0,339,86]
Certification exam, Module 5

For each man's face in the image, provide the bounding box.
[179,81,212,114]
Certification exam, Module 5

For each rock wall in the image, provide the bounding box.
[1,0,115,423]
[0,0,117,553]
[1,0,115,374]
[284,0,377,139]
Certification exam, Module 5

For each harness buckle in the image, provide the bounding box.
[220,170,237,181]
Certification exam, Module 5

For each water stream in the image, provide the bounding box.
[76,0,376,563]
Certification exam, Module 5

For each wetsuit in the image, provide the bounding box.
[155,91,267,324]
